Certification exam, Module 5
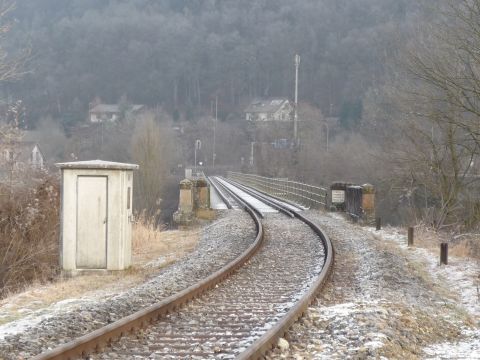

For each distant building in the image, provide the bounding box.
[3,142,45,170]
[89,104,145,123]
[244,98,293,122]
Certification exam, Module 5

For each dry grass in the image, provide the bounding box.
[132,211,199,265]
[414,224,480,260]
[0,175,60,298]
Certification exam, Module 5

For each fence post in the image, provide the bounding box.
[312,187,316,209]
[376,217,381,231]
[440,243,448,265]
[408,227,414,247]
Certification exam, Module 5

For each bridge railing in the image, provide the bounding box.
[227,172,327,209]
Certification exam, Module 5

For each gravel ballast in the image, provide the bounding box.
[90,213,325,359]
[0,211,256,359]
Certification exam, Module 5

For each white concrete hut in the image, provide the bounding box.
[56,160,139,274]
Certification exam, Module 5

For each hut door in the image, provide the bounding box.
[76,176,108,269]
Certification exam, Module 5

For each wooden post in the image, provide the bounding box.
[408,227,414,247]
[376,217,381,231]
[440,243,448,265]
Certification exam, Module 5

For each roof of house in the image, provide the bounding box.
[244,98,290,114]
[90,104,145,114]
[56,159,139,170]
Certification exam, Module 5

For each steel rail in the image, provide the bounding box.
[207,176,233,209]
[208,176,239,209]
[216,177,295,218]
[223,177,303,213]
[234,180,306,211]
[212,176,265,218]
[237,210,334,360]
[228,171,328,207]
[32,193,264,360]
[226,180,335,360]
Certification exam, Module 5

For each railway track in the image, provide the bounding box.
[33,177,334,360]
[208,176,239,209]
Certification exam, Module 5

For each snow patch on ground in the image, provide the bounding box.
[366,225,480,358]
[366,226,480,317]
[423,329,480,359]
[144,255,169,268]
[0,298,90,340]
[0,315,47,341]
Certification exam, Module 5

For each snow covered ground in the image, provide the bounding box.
[366,225,480,319]
[366,225,480,359]
[271,211,480,359]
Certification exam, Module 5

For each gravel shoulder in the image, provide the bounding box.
[270,211,480,360]
[0,210,256,359]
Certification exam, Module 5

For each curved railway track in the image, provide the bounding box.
[33,177,334,360]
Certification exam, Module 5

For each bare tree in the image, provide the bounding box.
[0,1,29,82]
[131,112,176,217]
[367,0,480,229]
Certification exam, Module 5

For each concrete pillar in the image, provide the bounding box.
[195,178,210,209]
[174,179,195,226]
[179,179,194,213]
[194,178,215,220]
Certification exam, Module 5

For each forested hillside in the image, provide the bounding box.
[6,0,424,127]
[3,0,477,231]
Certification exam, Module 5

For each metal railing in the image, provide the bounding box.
[228,172,327,209]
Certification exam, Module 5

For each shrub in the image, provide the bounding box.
[0,175,60,298]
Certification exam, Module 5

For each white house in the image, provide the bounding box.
[244,98,293,122]
[89,104,145,123]
[30,144,44,169]
[3,142,45,170]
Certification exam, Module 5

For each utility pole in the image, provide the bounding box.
[323,122,329,151]
[250,141,255,166]
[213,96,217,168]
[294,54,300,145]
[194,139,201,175]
